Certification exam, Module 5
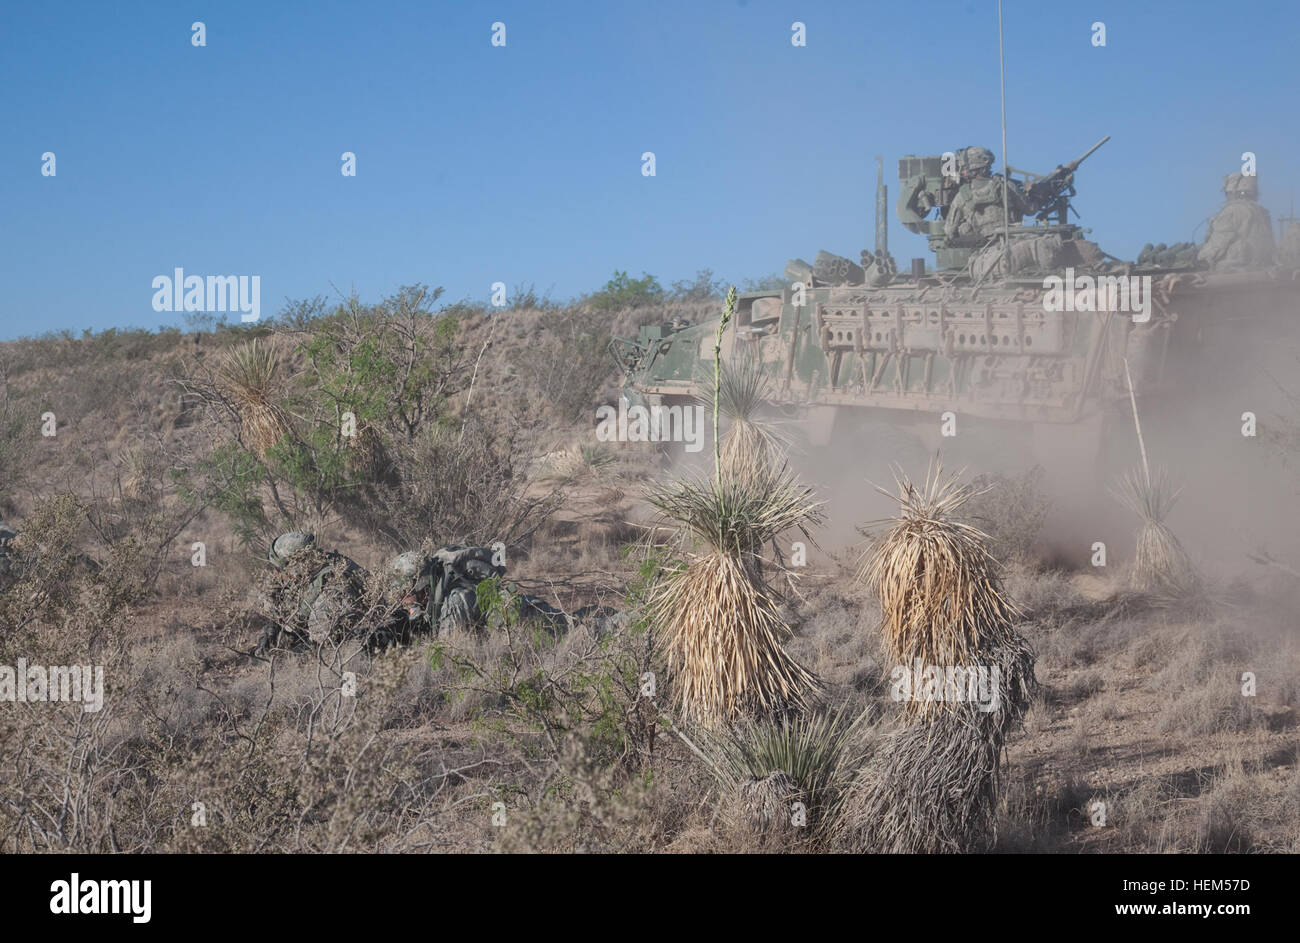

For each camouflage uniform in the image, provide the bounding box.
[256,532,365,654]
[944,146,1103,279]
[1198,173,1275,270]
[367,550,428,651]
[969,233,1061,280]
[945,147,1033,242]
[387,545,613,637]
[383,545,506,638]
[429,546,505,632]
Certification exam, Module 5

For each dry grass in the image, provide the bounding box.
[538,443,618,484]
[721,418,779,482]
[651,548,818,723]
[6,300,1299,855]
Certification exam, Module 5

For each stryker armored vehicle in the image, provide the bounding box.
[613,139,1300,476]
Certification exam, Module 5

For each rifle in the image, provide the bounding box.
[1025,135,1111,223]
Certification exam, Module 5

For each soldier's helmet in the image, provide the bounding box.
[1223,172,1259,200]
[388,550,428,582]
[269,531,315,568]
[961,146,995,176]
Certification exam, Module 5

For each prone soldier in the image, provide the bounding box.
[255,532,366,655]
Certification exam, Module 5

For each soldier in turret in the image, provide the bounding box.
[945,146,1106,279]
[1198,173,1275,270]
[944,146,1032,243]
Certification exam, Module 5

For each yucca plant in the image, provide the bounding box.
[218,339,288,458]
[697,356,789,483]
[836,633,1036,853]
[116,445,157,501]
[1115,357,1198,594]
[858,462,1020,700]
[706,706,869,837]
[1112,466,1198,593]
[578,442,617,470]
[647,286,821,725]
[539,443,618,484]
[647,462,823,725]
[842,461,1037,852]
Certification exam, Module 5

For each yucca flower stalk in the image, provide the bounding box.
[712,285,737,487]
[697,356,790,485]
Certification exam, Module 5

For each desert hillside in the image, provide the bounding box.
[1,289,1297,853]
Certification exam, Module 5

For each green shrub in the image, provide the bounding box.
[669,269,725,302]
[588,271,664,312]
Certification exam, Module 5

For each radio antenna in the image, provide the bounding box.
[875,155,888,258]
[998,0,1011,275]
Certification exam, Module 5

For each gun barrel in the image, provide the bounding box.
[1067,135,1111,171]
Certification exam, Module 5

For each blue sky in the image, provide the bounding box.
[2,0,1297,340]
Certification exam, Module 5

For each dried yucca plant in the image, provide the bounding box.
[116,444,160,502]
[1115,358,1199,595]
[1112,466,1198,593]
[858,463,1020,687]
[647,463,823,725]
[841,462,1037,851]
[835,635,1036,853]
[539,443,617,484]
[217,339,289,458]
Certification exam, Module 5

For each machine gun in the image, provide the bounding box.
[1024,135,1110,223]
